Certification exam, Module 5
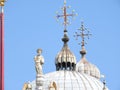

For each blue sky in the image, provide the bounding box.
[4,0,120,90]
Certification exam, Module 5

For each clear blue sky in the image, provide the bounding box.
[4,0,120,90]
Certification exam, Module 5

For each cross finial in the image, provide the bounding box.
[56,0,77,30]
[74,22,92,47]
[0,0,5,6]
[0,0,6,13]
[64,0,66,5]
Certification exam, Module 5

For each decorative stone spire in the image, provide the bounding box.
[62,29,69,45]
[34,49,44,90]
[55,0,77,71]
[74,22,92,57]
[75,22,101,79]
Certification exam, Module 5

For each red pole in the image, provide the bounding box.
[0,7,4,90]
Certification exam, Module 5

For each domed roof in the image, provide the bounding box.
[55,30,76,71]
[76,46,101,79]
[30,71,108,90]
[76,56,101,79]
[55,44,76,64]
[22,1,109,90]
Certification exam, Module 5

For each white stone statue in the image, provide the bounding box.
[49,81,57,90]
[34,49,44,75]
[22,82,32,90]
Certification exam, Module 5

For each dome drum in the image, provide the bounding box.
[56,62,76,71]
[55,44,76,71]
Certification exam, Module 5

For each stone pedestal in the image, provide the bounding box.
[36,74,44,90]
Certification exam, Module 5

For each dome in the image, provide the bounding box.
[76,46,101,79]
[55,44,76,71]
[22,1,109,90]
[55,44,76,64]
[30,71,108,90]
[76,57,101,79]
[55,30,76,71]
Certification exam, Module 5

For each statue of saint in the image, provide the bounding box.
[22,82,32,90]
[49,81,57,90]
[34,49,44,75]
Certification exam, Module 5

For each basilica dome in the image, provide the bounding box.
[30,71,108,90]
[22,1,109,90]
[28,32,108,90]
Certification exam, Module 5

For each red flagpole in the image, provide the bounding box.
[0,6,4,90]
[0,1,5,90]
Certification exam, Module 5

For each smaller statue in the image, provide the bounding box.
[0,0,5,6]
[34,49,44,75]
[49,81,57,90]
[22,82,32,90]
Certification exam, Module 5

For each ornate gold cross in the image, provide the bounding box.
[74,22,92,46]
[56,0,77,29]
